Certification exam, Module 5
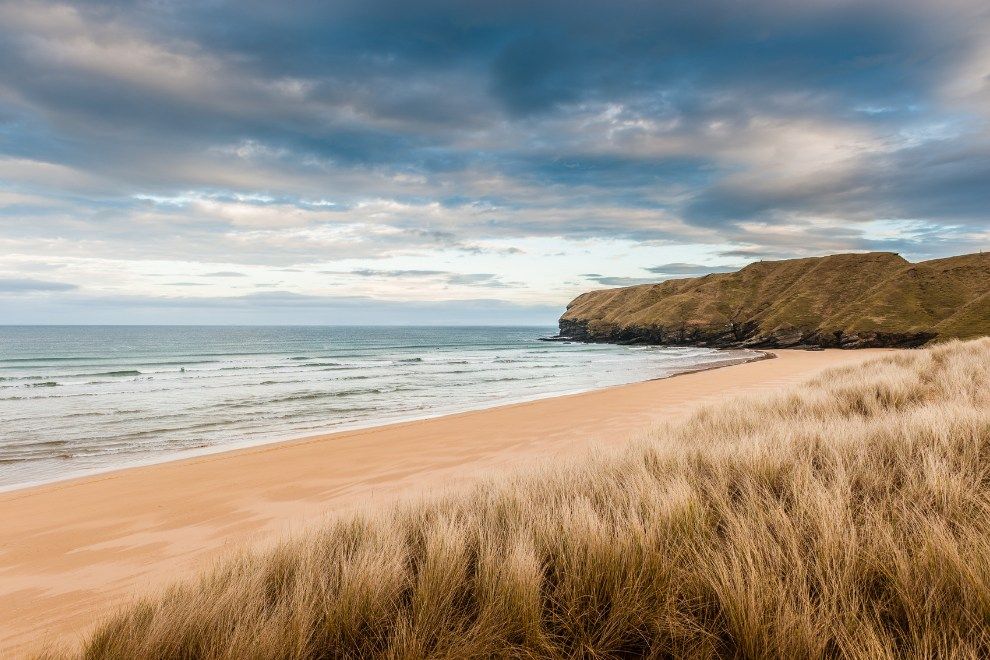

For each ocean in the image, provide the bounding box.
[0,326,759,490]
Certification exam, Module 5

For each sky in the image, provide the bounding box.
[1,0,988,324]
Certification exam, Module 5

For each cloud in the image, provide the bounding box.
[343,269,450,278]
[325,268,513,288]
[1,0,989,320]
[0,277,77,292]
[582,275,658,287]
[583,263,741,287]
[445,273,506,287]
[645,263,739,275]
[1,290,560,325]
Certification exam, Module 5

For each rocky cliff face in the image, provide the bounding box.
[556,317,935,349]
[557,252,990,349]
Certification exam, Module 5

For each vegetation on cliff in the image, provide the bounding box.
[81,339,990,658]
[560,251,990,348]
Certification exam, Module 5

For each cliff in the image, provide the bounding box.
[558,251,990,348]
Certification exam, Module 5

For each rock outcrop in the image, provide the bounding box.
[556,252,990,349]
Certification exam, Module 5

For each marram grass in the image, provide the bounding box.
[76,339,990,658]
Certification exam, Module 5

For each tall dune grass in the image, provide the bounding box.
[79,339,990,658]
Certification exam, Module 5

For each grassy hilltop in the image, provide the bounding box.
[560,251,990,348]
[80,339,990,658]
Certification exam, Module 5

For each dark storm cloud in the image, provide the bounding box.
[1,0,988,269]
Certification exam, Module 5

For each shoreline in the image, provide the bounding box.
[0,348,768,495]
[0,348,886,656]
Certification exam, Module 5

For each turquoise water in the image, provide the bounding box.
[0,326,759,489]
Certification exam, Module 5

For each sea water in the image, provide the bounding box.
[0,326,759,489]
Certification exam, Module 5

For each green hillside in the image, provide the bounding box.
[558,252,990,348]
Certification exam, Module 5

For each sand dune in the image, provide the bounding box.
[0,348,886,656]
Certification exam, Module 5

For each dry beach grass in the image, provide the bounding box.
[77,338,990,658]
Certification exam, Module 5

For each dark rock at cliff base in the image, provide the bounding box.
[558,252,990,350]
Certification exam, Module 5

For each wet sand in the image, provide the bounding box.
[0,348,889,656]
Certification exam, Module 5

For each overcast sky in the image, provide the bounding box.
[1,0,988,324]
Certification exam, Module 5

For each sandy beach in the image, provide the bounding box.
[0,348,888,656]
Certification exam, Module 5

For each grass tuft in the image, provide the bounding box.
[77,338,990,658]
